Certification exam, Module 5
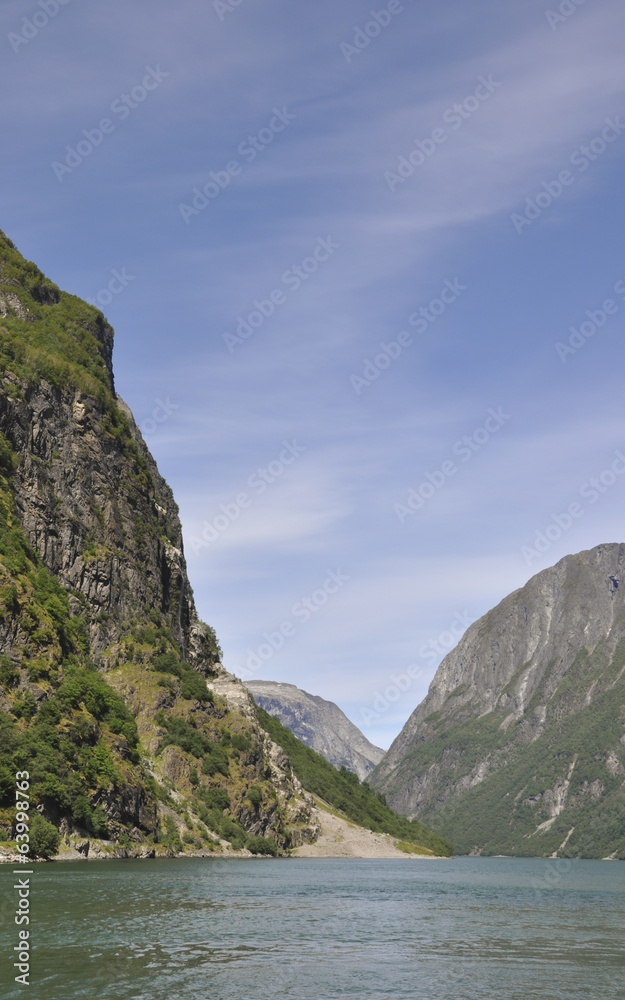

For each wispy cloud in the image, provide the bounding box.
[3,0,625,741]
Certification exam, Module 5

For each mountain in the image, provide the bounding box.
[0,230,324,858]
[369,544,625,859]
[245,680,385,779]
[0,229,445,861]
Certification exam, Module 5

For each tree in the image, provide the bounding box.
[28,813,61,858]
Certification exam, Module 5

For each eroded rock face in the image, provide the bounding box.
[93,775,159,839]
[369,544,625,858]
[0,377,217,668]
[246,680,385,780]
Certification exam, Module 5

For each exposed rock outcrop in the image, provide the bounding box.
[369,544,625,859]
[246,680,385,779]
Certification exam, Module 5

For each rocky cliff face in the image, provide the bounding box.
[0,230,319,857]
[245,680,385,780]
[369,544,625,859]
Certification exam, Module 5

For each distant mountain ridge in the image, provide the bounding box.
[245,680,385,779]
[369,543,625,859]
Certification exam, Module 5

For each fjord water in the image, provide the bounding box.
[3,858,623,1000]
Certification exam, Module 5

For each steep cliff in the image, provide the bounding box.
[245,680,385,779]
[369,544,625,859]
[0,230,320,857]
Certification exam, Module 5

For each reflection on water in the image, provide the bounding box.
[2,857,624,1000]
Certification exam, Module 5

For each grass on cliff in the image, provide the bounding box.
[0,230,111,400]
[256,706,453,856]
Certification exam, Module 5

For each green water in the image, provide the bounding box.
[1,857,623,999]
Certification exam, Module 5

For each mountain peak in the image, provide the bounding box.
[245,679,385,780]
[369,542,625,859]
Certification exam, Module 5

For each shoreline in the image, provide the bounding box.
[0,839,453,864]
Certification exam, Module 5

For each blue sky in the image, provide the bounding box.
[3,0,625,748]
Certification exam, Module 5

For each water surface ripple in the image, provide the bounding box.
[2,857,624,999]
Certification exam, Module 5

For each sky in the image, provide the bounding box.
[2,0,625,749]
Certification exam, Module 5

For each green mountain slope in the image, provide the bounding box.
[369,545,625,859]
[0,231,316,857]
[258,706,452,856]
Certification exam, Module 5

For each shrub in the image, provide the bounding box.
[0,765,15,804]
[219,817,246,849]
[152,651,180,674]
[247,785,262,809]
[231,733,251,753]
[37,774,71,811]
[26,658,51,682]
[180,672,210,702]
[152,652,213,703]
[0,433,17,476]
[201,746,229,777]
[159,717,211,758]
[246,836,278,856]
[37,700,61,725]
[202,787,230,811]
[11,691,37,720]
[91,742,119,785]
[28,813,61,859]
[133,626,159,646]
[160,815,182,852]
[57,667,138,748]
[0,584,20,615]
[72,795,92,827]
[0,655,19,688]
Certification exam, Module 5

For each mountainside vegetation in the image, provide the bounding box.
[369,545,625,859]
[0,229,448,862]
[0,231,314,857]
[258,706,452,856]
